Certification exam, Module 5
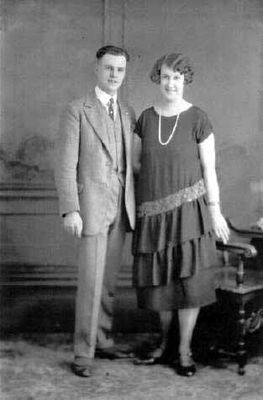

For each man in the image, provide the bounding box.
[55,45,136,377]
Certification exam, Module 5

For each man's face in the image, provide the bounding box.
[95,53,127,95]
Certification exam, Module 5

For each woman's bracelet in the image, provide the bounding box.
[207,201,220,206]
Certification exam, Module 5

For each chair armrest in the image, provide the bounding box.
[227,218,263,239]
[216,241,257,259]
[216,241,258,286]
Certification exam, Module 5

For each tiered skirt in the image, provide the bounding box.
[132,195,218,310]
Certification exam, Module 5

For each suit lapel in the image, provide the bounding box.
[83,91,132,162]
[83,91,112,159]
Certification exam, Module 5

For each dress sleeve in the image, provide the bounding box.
[134,113,143,138]
[195,110,213,143]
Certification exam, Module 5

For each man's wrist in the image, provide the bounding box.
[62,211,79,218]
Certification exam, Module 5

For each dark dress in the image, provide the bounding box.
[132,106,217,310]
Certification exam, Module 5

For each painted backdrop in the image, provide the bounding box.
[1,0,263,282]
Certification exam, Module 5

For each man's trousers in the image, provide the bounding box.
[74,189,127,362]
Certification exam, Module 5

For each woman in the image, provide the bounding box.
[132,53,230,377]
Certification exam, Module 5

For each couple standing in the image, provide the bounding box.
[55,45,229,378]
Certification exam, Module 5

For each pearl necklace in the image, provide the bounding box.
[158,111,180,146]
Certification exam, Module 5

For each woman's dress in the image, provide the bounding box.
[132,106,217,310]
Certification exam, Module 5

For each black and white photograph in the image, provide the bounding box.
[1,0,263,399]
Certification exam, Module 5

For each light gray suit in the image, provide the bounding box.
[55,90,136,361]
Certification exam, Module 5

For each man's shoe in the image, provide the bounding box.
[95,346,133,360]
[71,362,92,377]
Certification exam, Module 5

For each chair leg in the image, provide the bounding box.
[237,301,247,375]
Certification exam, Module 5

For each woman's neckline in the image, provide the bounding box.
[152,103,193,118]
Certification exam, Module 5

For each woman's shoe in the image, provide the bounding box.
[133,346,168,365]
[176,352,196,377]
[177,362,196,377]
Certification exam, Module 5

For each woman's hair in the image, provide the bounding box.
[150,53,194,85]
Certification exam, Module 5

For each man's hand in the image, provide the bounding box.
[63,211,83,238]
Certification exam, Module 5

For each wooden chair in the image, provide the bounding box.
[214,219,263,375]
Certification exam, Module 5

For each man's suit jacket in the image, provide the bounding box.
[55,90,136,235]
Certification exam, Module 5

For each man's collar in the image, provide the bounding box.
[95,86,117,106]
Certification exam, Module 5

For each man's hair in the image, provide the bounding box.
[96,45,130,62]
[150,53,194,85]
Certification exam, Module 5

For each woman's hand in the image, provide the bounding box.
[209,207,230,244]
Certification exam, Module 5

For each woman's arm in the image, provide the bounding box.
[199,133,230,243]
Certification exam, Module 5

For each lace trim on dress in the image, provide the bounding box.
[137,179,206,217]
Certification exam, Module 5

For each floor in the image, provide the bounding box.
[1,329,263,400]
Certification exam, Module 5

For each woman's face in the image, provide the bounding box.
[160,64,185,102]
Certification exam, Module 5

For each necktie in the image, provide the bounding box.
[108,98,114,121]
